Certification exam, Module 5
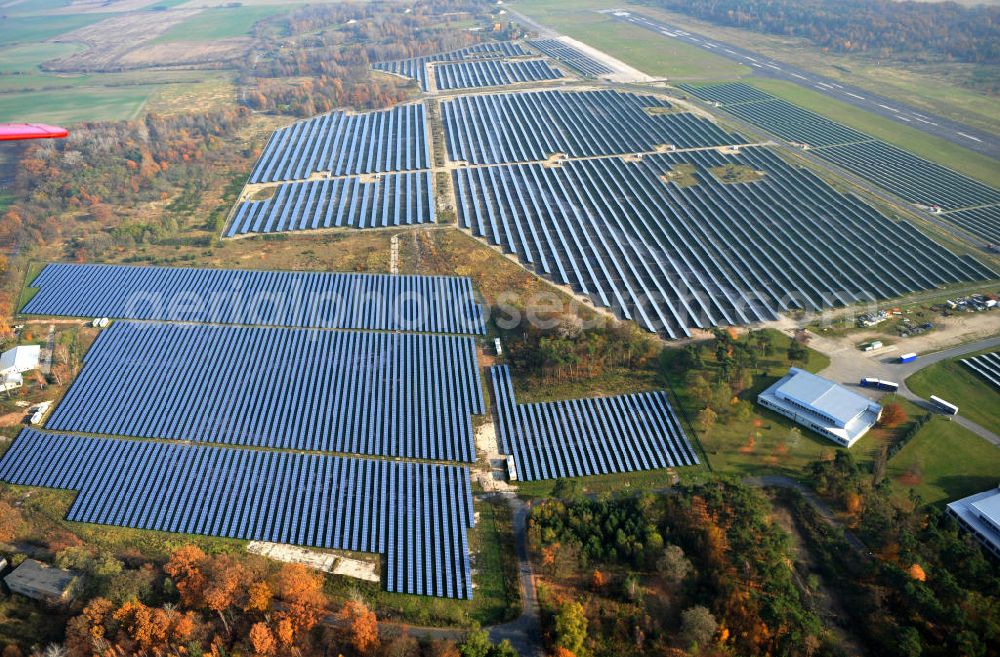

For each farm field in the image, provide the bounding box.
[905,348,1000,430]
[150,4,292,42]
[0,84,156,122]
[887,418,1000,507]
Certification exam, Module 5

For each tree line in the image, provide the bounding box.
[645,0,1000,64]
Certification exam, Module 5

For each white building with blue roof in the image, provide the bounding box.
[757,367,882,448]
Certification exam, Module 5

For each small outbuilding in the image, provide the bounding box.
[3,559,78,603]
[757,367,882,448]
[0,345,41,376]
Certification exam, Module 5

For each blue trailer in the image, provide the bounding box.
[900,352,918,364]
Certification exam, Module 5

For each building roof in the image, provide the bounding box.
[0,345,41,374]
[3,559,77,601]
[773,367,874,428]
[948,487,1000,554]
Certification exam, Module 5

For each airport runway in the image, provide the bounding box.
[604,9,1000,161]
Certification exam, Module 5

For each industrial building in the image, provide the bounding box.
[3,559,78,603]
[757,368,882,448]
[947,487,1000,559]
[0,345,40,393]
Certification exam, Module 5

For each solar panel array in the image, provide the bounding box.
[226,172,434,237]
[814,141,1000,210]
[0,430,475,599]
[46,322,483,461]
[23,264,486,334]
[527,39,612,76]
[248,103,429,183]
[960,351,1000,389]
[373,41,529,91]
[490,366,697,481]
[453,146,995,337]
[433,59,563,90]
[940,206,1000,243]
[678,82,1000,240]
[442,90,744,165]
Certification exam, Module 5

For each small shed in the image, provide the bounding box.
[3,559,78,603]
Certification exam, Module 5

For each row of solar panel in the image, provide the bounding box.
[680,82,1000,216]
[23,264,486,334]
[248,103,429,184]
[527,39,612,76]
[226,172,435,237]
[373,41,529,91]
[490,366,697,481]
[960,351,1000,389]
[442,89,743,165]
[433,59,563,91]
[0,430,475,599]
[454,146,995,337]
[47,323,484,461]
[939,206,1000,244]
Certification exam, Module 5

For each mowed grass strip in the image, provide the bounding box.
[906,350,1000,430]
[887,417,1000,507]
[517,0,749,79]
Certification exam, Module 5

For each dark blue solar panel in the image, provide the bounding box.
[22,263,486,334]
[490,365,698,481]
[45,322,484,461]
[0,430,475,599]
[433,59,563,91]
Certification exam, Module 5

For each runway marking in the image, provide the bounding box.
[765,64,781,70]
[790,73,807,80]
[895,116,912,122]
[744,56,758,62]
[957,132,983,142]
[843,92,866,100]
[914,117,932,124]
[724,49,737,54]
[877,104,900,113]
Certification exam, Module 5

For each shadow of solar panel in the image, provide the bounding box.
[490,365,699,481]
[22,263,486,335]
[0,430,476,599]
[45,323,484,461]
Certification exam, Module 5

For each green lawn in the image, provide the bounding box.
[152,4,294,42]
[906,349,1000,430]
[887,418,1000,507]
[0,85,155,123]
[742,78,1000,188]
[0,13,111,47]
[516,0,749,79]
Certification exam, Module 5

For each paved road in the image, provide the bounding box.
[603,9,1000,160]
[488,495,543,656]
[811,331,1000,445]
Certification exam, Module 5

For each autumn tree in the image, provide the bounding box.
[679,606,717,651]
[554,601,587,656]
[339,599,379,655]
[696,407,717,436]
[245,581,272,613]
[249,622,276,656]
[164,545,208,608]
[878,403,907,429]
[590,569,606,590]
[273,563,325,639]
[203,555,246,634]
[656,544,692,584]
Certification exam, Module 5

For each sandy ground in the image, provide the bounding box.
[473,421,516,493]
[797,311,1000,397]
[119,38,251,68]
[247,541,379,582]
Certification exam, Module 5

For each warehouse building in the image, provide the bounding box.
[947,487,1000,559]
[757,368,882,448]
[0,345,40,393]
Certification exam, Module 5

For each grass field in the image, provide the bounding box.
[887,417,1000,507]
[0,85,155,123]
[517,0,748,79]
[905,348,1000,430]
[741,78,1000,188]
[0,13,109,47]
[152,4,292,42]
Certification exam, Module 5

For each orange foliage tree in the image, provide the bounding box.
[338,599,379,655]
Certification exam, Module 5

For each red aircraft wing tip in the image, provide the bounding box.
[0,123,69,141]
